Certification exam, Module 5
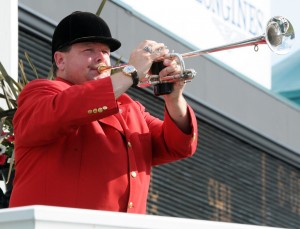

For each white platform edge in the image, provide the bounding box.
[0,205,284,229]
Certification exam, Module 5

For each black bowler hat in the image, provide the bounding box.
[52,11,121,60]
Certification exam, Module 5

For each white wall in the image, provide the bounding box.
[0,0,18,78]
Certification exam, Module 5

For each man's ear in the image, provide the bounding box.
[54,51,65,70]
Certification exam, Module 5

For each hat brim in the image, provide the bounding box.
[69,36,121,52]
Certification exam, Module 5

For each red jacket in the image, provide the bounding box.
[9,77,198,213]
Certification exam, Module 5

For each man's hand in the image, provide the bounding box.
[160,59,191,134]
[128,40,169,82]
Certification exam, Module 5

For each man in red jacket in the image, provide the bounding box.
[10,11,197,213]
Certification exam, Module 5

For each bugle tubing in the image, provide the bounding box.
[98,16,295,88]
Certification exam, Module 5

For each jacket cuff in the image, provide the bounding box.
[164,104,198,154]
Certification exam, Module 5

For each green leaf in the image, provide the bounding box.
[25,51,39,79]
[0,62,21,100]
[0,109,17,119]
[96,0,107,16]
[18,59,29,86]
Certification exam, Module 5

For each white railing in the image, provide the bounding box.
[0,205,282,229]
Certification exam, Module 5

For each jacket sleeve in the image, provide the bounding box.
[143,103,198,165]
[13,78,119,146]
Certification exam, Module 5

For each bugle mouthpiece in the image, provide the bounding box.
[97,65,111,73]
[97,64,128,73]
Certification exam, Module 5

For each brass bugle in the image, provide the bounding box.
[98,16,295,87]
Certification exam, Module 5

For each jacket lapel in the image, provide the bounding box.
[98,115,124,135]
[98,100,130,135]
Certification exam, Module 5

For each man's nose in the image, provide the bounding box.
[96,51,106,62]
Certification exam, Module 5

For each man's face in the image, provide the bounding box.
[55,42,111,84]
